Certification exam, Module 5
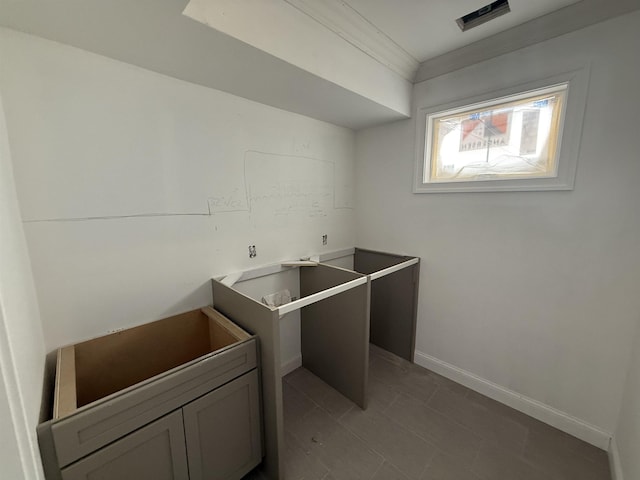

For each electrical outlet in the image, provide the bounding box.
[322,234,328,246]
[248,245,257,258]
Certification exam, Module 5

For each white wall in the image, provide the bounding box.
[612,316,640,480]
[0,28,356,356]
[355,11,640,444]
[0,374,26,479]
[0,86,46,478]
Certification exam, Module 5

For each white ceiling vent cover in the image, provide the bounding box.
[456,0,511,32]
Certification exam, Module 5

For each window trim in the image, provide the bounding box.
[413,67,590,193]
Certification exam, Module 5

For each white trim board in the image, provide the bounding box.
[609,437,624,480]
[369,258,419,281]
[281,354,303,377]
[277,276,367,317]
[414,349,612,449]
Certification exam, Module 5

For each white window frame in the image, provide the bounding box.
[414,67,590,193]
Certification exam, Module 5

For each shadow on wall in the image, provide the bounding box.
[40,351,56,423]
[158,281,213,320]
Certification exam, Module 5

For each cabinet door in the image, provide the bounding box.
[183,370,262,480]
[61,410,189,480]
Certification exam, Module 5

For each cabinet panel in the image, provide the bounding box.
[61,410,188,480]
[183,370,262,480]
[368,265,417,361]
[300,266,370,409]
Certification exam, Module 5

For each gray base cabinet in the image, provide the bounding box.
[211,248,420,479]
[38,308,263,480]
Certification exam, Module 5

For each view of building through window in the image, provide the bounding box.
[425,84,567,183]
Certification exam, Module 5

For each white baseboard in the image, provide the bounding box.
[609,437,624,480]
[281,354,302,377]
[414,349,612,450]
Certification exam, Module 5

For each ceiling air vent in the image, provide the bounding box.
[456,0,511,32]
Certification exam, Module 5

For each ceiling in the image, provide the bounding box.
[0,0,638,130]
[342,0,581,63]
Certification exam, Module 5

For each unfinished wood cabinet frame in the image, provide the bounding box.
[54,346,77,420]
[52,307,250,420]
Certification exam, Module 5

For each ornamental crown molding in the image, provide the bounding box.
[283,0,419,82]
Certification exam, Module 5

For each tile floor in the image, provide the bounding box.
[245,344,611,480]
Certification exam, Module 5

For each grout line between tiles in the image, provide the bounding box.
[368,460,385,480]
[282,361,611,480]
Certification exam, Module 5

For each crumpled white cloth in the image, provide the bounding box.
[261,289,292,307]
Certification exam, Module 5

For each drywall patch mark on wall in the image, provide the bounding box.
[244,150,334,220]
[207,150,337,219]
[207,186,249,214]
[22,149,339,223]
[22,212,212,223]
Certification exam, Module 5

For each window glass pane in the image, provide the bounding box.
[426,85,567,183]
